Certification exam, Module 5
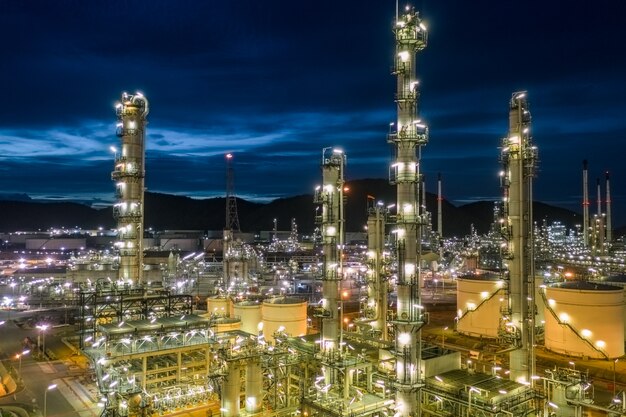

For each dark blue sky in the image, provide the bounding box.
[1,1,625,225]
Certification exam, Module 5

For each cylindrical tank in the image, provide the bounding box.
[456,273,505,338]
[544,281,624,359]
[213,317,241,333]
[245,359,262,414]
[262,297,307,341]
[601,274,626,337]
[206,296,233,318]
[234,301,263,335]
[221,362,240,417]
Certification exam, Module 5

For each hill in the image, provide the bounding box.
[0,179,588,237]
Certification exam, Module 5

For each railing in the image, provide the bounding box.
[457,287,504,323]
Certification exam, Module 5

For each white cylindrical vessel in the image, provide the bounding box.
[207,296,233,318]
[213,317,241,333]
[221,362,240,417]
[234,301,263,335]
[262,297,307,341]
[245,359,262,414]
[456,273,505,338]
[544,281,624,359]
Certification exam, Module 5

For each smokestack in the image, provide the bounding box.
[437,173,443,238]
[606,171,612,243]
[582,160,589,248]
[597,177,602,217]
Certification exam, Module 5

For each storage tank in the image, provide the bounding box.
[544,281,624,359]
[456,272,505,338]
[234,301,263,335]
[262,297,307,341]
[206,296,233,318]
[213,317,241,333]
[601,274,626,337]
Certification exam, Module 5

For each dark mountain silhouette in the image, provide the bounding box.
[0,179,594,237]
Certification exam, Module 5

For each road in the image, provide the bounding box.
[0,309,101,417]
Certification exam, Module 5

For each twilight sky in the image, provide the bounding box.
[1,1,625,225]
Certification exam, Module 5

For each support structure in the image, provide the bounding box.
[388,8,428,416]
[500,91,538,384]
[314,147,346,355]
[112,92,148,284]
[225,153,241,233]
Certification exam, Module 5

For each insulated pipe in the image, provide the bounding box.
[245,359,262,414]
[582,160,589,248]
[606,171,612,243]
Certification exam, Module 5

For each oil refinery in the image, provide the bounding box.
[2,5,626,417]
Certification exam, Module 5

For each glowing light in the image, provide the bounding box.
[398,332,411,345]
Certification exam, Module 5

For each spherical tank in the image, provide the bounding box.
[262,297,307,341]
[456,273,505,338]
[206,296,233,318]
[544,281,624,359]
[234,301,263,335]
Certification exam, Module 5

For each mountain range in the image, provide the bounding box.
[0,179,598,237]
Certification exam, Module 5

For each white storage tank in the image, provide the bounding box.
[206,296,233,318]
[234,301,263,335]
[456,272,505,338]
[601,274,626,337]
[544,281,624,359]
[262,297,307,341]
[213,317,241,333]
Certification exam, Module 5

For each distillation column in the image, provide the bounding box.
[366,201,388,341]
[388,8,428,416]
[501,92,538,384]
[112,92,148,284]
[315,148,346,355]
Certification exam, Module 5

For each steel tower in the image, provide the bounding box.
[500,91,538,384]
[314,147,346,355]
[112,92,148,284]
[388,7,428,416]
[225,153,241,233]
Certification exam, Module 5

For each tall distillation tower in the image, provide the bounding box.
[314,147,346,356]
[500,91,538,384]
[388,7,428,416]
[112,92,148,284]
[365,199,389,341]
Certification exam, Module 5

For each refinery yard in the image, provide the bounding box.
[2,6,626,417]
